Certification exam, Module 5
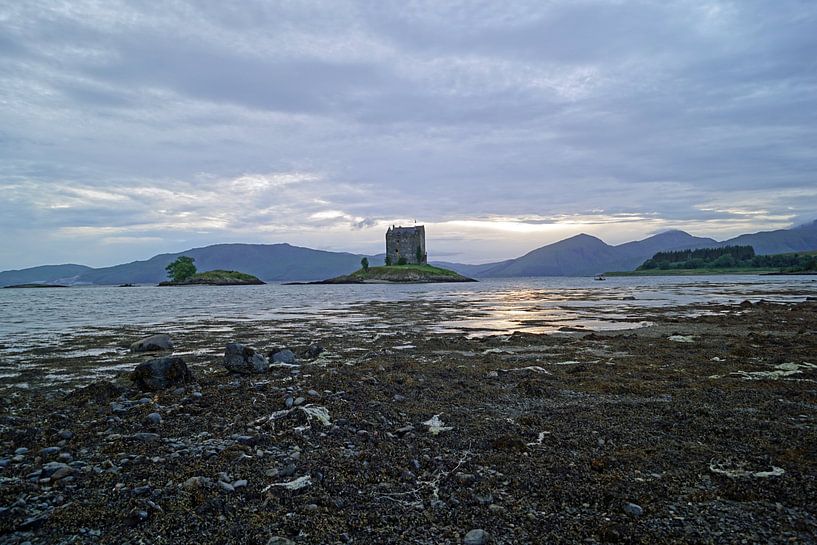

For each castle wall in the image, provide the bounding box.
[386,226,426,264]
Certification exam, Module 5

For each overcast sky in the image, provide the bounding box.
[1,0,815,268]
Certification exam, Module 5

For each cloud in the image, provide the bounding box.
[0,1,816,268]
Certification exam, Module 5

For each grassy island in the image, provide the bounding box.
[304,263,476,284]
[158,270,264,286]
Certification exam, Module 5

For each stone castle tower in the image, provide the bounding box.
[386,225,427,265]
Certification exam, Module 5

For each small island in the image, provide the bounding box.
[297,226,476,284]
[311,263,476,284]
[157,257,264,286]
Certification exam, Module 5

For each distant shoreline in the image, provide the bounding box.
[603,268,812,277]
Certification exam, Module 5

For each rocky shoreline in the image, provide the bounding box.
[1,300,816,544]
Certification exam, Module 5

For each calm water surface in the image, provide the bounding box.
[1,275,815,344]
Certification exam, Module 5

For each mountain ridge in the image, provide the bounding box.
[2,221,815,285]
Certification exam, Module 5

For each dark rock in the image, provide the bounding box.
[41,462,74,479]
[128,508,149,525]
[131,356,193,391]
[224,343,269,374]
[464,529,489,545]
[271,349,297,365]
[133,432,160,442]
[146,413,162,426]
[67,381,124,404]
[623,502,643,517]
[130,334,174,353]
[57,430,74,440]
[306,342,325,358]
[740,300,753,308]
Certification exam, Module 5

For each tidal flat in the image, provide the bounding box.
[1,298,816,544]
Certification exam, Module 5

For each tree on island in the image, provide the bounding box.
[361,257,369,271]
[166,256,196,283]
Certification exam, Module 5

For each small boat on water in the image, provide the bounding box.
[594,275,606,281]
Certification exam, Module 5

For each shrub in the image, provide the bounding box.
[397,257,408,266]
[165,256,196,282]
[361,257,369,271]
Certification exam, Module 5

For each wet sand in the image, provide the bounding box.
[1,299,816,544]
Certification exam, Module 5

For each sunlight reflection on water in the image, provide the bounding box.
[0,275,815,347]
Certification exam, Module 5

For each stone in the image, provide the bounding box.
[41,462,74,480]
[224,343,269,374]
[40,446,61,456]
[128,508,149,525]
[623,502,644,517]
[131,356,193,392]
[182,476,211,491]
[58,430,74,440]
[464,529,489,545]
[130,334,173,353]
[218,481,235,493]
[146,413,162,426]
[271,349,298,365]
[67,381,124,404]
[267,538,295,545]
[306,342,325,358]
[133,432,160,442]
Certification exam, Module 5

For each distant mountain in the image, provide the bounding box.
[615,230,717,260]
[720,220,817,255]
[2,221,816,285]
[75,244,384,285]
[0,244,383,286]
[0,264,93,287]
[438,224,817,277]
[475,234,628,277]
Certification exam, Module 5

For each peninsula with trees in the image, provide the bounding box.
[607,246,817,276]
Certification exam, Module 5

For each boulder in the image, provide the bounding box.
[271,349,297,365]
[130,334,173,353]
[306,342,325,358]
[224,343,269,374]
[66,381,124,404]
[131,356,193,391]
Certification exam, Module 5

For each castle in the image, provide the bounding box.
[386,225,427,265]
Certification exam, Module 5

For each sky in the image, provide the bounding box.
[1,0,816,269]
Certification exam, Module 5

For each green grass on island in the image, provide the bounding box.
[318,263,476,284]
[159,270,264,286]
[354,264,465,278]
